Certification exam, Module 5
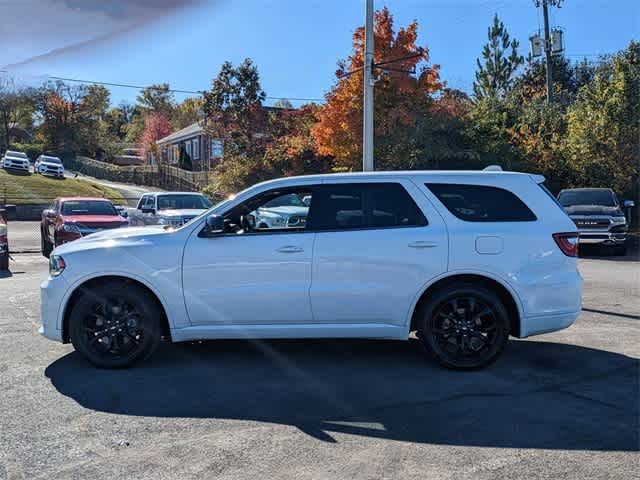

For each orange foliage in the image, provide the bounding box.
[312,7,443,170]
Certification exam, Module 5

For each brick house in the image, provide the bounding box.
[152,122,223,171]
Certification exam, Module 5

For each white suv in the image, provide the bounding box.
[34,155,64,177]
[40,171,582,369]
[1,150,30,173]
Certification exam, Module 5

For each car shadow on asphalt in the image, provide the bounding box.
[45,338,638,451]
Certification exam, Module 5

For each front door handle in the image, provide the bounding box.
[277,245,304,253]
[408,241,437,248]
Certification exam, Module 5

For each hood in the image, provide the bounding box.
[157,208,206,217]
[257,206,309,216]
[563,205,623,216]
[54,226,167,255]
[61,214,125,225]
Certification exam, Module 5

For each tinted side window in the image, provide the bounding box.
[311,183,427,230]
[426,183,536,222]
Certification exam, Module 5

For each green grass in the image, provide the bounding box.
[0,169,124,205]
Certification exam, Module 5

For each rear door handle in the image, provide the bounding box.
[408,241,437,248]
[277,245,304,253]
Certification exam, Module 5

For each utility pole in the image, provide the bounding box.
[363,0,374,172]
[541,0,553,104]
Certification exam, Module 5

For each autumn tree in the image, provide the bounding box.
[0,76,35,150]
[313,7,443,171]
[172,97,203,130]
[564,41,640,198]
[473,14,524,100]
[138,112,171,161]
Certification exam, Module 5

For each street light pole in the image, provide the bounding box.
[363,0,374,172]
[542,0,554,104]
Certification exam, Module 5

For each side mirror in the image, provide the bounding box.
[119,210,128,218]
[44,209,56,219]
[623,200,635,208]
[201,214,225,237]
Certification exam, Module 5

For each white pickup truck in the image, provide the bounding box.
[127,192,213,228]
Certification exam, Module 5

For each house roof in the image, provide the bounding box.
[156,122,203,145]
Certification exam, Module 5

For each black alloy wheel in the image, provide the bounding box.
[69,282,161,368]
[418,284,509,369]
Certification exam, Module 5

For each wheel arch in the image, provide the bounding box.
[61,274,172,343]
[408,272,523,338]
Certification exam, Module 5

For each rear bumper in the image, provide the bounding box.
[520,310,581,337]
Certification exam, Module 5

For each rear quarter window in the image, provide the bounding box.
[426,183,537,222]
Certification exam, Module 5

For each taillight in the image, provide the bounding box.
[553,232,579,257]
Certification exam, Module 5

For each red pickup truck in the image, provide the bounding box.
[41,197,129,258]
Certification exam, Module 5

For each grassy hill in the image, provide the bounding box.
[0,169,124,205]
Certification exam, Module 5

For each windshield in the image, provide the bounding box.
[41,156,62,164]
[5,151,27,159]
[263,194,306,208]
[157,194,213,210]
[61,200,117,216]
[558,190,617,207]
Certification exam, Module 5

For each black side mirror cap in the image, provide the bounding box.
[200,214,225,237]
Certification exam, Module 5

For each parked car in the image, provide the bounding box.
[558,188,634,255]
[40,170,582,369]
[34,155,64,178]
[245,193,309,230]
[1,150,30,174]
[40,197,129,258]
[0,213,8,271]
[127,192,212,227]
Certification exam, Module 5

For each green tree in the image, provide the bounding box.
[0,76,35,150]
[473,14,524,100]
[203,59,266,156]
[136,83,175,115]
[565,41,640,198]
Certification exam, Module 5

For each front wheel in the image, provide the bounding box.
[69,282,162,368]
[417,284,510,370]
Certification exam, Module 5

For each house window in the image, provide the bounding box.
[192,139,200,160]
[185,140,192,158]
[210,139,223,158]
[167,147,172,163]
[172,145,179,163]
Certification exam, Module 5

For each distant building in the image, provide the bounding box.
[152,122,223,172]
[112,147,145,166]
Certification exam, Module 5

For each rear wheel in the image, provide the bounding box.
[69,282,162,368]
[417,283,510,370]
[613,244,627,256]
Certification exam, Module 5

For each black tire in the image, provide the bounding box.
[417,283,510,370]
[41,228,52,258]
[0,253,8,271]
[69,282,162,368]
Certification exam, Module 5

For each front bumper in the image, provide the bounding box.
[577,230,627,245]
[39,168,64,177]
[3,163,29,172]
[40,274,70,342]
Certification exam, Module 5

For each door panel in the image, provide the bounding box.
[310,179,448,327]
[182,232,315,326]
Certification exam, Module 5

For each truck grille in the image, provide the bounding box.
[573,218,610,229]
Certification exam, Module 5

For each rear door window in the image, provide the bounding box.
[311,183,427,230]
[426,183,536,222]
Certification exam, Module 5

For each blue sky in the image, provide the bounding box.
[2,0,638,107]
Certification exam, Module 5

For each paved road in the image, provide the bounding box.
[0,254,637,480]
[66,171,163,206]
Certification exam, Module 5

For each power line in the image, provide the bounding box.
[42,75,325,103]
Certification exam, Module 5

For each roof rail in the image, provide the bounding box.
[483,165,503,172]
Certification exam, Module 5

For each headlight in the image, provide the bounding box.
[157,218,167,225]
[49,255,66,276]
[60,223,81,233]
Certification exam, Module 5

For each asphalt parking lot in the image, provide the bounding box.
[0,252,638,479]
